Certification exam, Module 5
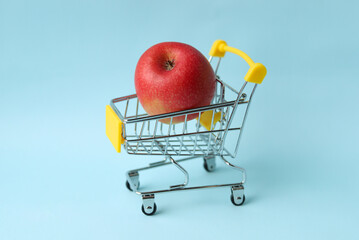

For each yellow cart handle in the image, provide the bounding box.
[209,40,267,84]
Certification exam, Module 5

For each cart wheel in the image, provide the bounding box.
[203,157,216,172]
[231,194,245,206]
[126,180,140,192]
[141,203,157,216]
[203,162,213,172]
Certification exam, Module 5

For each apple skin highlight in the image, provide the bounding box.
[135,42,216,124]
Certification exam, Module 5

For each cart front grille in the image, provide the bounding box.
[125,133,235,156]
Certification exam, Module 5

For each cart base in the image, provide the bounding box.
[125,155,246,215]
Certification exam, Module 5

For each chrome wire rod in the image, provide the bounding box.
[169,156,189,189]
[220,156,246,184]
[233,84,257,157]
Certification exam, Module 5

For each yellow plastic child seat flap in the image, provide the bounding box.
[106,105,124,153]
[198,110,223,131]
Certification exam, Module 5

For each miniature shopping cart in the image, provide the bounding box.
[106,40,266,215]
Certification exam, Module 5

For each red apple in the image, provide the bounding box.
[134,42,216,124]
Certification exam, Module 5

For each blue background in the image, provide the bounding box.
[1,0,358,239]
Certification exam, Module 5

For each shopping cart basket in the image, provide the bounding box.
[106,40,266,215]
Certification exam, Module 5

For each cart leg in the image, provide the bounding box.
[230,185,245,206]
[141,194,157,215]
[169,156,189,189]
[203,156,216,172]
[220,156,246,184]
[126,171,139,191]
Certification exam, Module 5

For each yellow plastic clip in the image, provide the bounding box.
[198,110,223,131]
[106,105,124,153]
[209,40,228,57]
[209,39,267,84]
[244,62,267,84]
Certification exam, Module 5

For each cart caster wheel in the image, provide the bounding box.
[203,157,216,172]
[141,203,157,216]
[125,181,132,191]
[125,180,139,192]
[203,162,214,172]
[231,194,245,206]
